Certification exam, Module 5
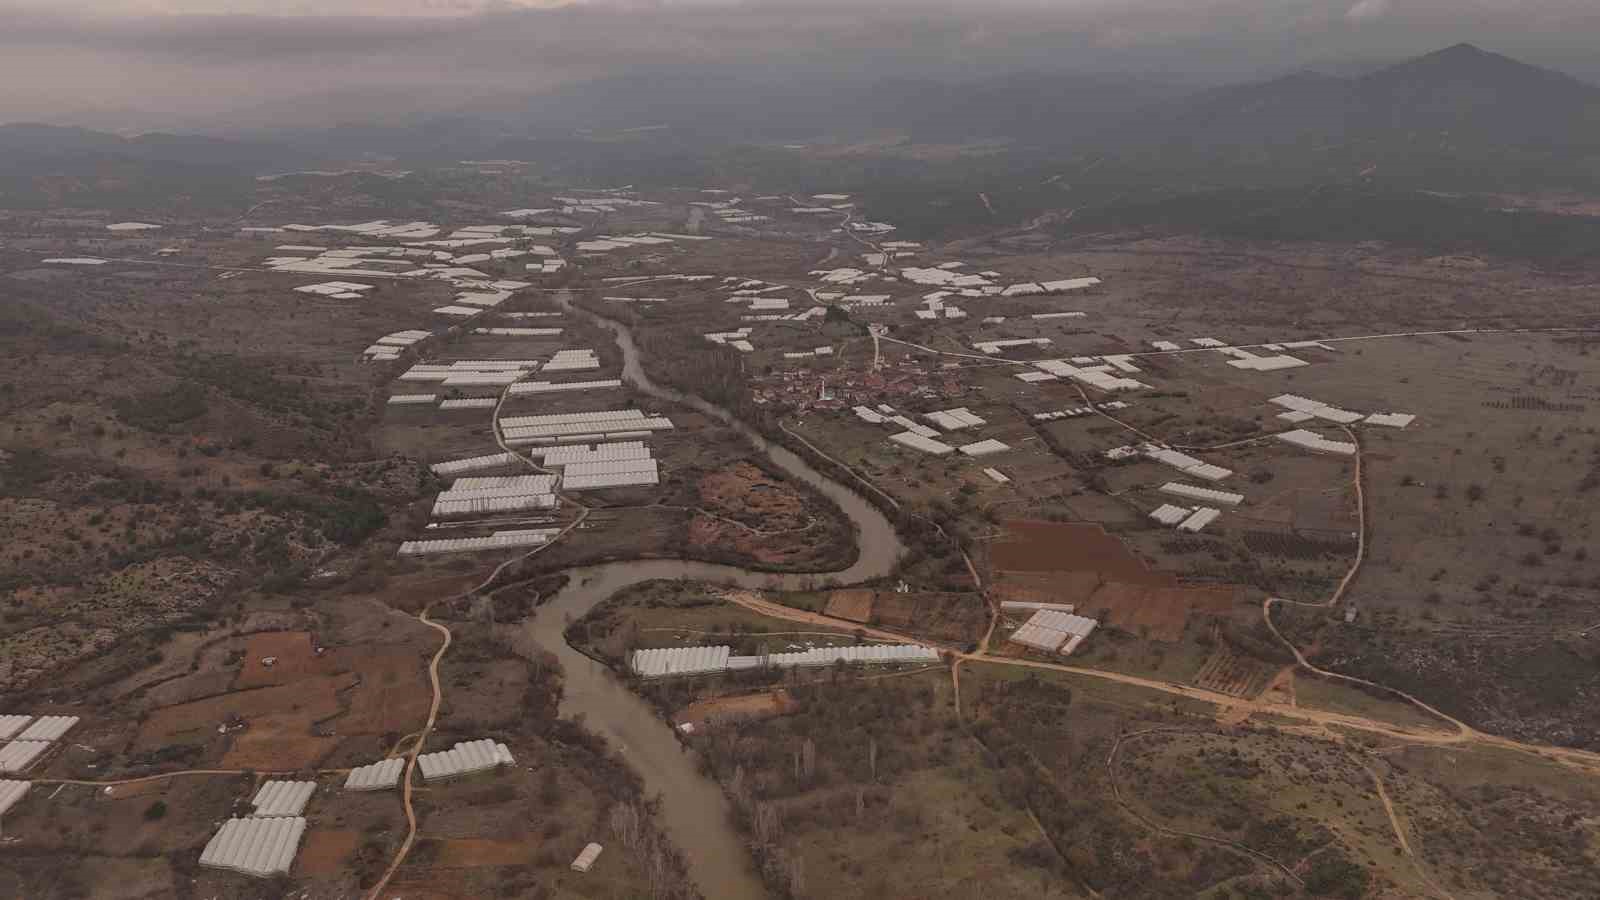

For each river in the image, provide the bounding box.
[523,292,906,898]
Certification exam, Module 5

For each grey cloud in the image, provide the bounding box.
[4,0,1600,126]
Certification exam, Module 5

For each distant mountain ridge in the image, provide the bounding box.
[0,122,308,173]
[1105,43,1600,186]
[1,44,1597,192]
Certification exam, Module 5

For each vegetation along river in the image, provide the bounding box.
[523,291,908,898]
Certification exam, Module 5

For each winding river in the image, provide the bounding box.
[523,292,906,898]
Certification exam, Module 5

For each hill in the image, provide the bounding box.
[1104,43,1600,189]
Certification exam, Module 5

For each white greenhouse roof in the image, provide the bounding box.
[0,716,32,740]
[1160,482,1244,506]
[562,468,661,491]
[250,781,315,817]
[1276,429,1357,456]
[562,459,657,478]
[1228,354,1307,371]
[1177,507,1222,533]
[1011,609,1099,654]
[200,816,307,878]
[571,842,604,873]
[16,716,77,742]
[983,468,1010,484]
[344,758,405,791]
[534,441,650,466]
[923,407,987,430]
[0,742,50,773]
[632,646,732,678]
[0,780,29,818]
[1269,394,1361,423]
[431,452,520,476]
[889,432,955,456]
[446,474,557,493]
[958,439,1010,458]
[1150,504,1191,526]
[432,494,559,518]
[752,645,940,669]
[508,379,622,395]
[398,528,560,557]
[1365,412,1415,428]
[417,739,516,781]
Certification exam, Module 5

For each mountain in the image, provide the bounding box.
[0,123,311,174]
[1103,43,1600,188]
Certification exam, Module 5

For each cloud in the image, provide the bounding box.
[1345,0,1391,23]
[2,0,1599,126]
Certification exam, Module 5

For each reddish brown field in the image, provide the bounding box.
[993,571,1110,607]
[136,677,348,753]
[824,589,876,622]
[988,520,1172,586]
[674,690,798,731]
[236,631,328,688]
[869,592,988,644]
[299,828,361,876]
[222,715,339,769]
[989,521,1241,642]
[326,645,431,734]
[1081,584,1220,642]
[432,837,536,868]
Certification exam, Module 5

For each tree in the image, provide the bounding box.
[143,800,167,821]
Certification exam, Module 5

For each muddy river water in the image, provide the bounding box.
[523,293,906,898]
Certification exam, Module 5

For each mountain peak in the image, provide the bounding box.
[1364,42,1594,95]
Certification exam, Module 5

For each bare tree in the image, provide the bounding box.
[610,801,642,850]
[754,801,783,845]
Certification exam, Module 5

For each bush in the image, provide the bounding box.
[143,800,168,821]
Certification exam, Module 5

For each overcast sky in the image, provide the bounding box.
[4,0,1599,129]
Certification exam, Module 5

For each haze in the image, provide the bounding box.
[5,0,1600,130]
